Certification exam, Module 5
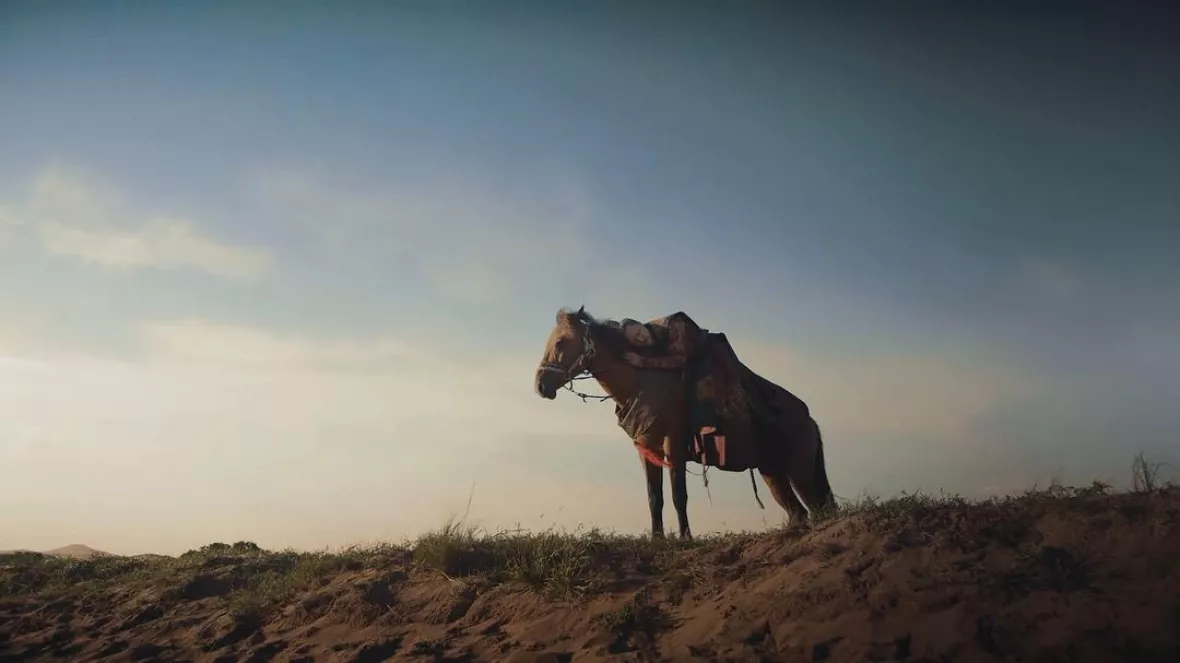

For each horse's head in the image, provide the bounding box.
[535,305,597,400]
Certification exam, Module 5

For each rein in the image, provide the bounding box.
[563,374,613,403]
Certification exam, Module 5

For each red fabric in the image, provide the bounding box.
[635,442,673,468]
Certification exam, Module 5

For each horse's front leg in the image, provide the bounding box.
[666,435,692,541]
[639,443,665,539]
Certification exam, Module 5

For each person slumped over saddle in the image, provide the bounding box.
[604,311,710,371]
[607,312,757,471]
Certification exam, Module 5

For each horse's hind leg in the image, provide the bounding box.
[782,417,835,515]
[758,467,808,525]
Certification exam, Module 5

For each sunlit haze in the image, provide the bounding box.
[1,3,1177,555]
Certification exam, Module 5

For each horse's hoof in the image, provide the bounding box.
[651,532,666,540]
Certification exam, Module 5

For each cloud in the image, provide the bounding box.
[246,169,596,301]
[136,319,427,370]
[0,318,94,362]
[5,167,273,279]
[131,317,606,437]
[38,218,273,279]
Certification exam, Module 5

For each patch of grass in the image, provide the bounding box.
[409,638,446,657]
[661,563,704,603]
[410,520,705,597]
[179,541,266,559]
[597,592,674,654]
[821,477,1140,533]
[997,544,1096,598]
[224,568,299,623]
[0,539,410,627]
[0,553,156,598]
[411,517,491,577]
[497,530,596,595]
[187,544,394,621]
[1132,451,1175,493]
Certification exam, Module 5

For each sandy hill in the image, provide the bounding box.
[2,483,1179,662]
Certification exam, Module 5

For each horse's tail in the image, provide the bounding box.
[812,418,836,509]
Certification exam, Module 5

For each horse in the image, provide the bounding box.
[534,306,835,540]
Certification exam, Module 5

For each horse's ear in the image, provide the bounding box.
[576,305,585,317]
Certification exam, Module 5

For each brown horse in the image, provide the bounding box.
[534,306,835,540]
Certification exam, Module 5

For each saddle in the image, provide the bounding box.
[614,312,784,473]
[687,333,760,472]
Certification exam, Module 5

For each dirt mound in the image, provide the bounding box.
[2,484,1179,662]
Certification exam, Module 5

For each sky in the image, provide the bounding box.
[1,2,1177,555]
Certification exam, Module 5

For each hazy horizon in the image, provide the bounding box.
[2,3,1177,556]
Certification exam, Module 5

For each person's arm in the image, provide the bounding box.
[622,351,688,370]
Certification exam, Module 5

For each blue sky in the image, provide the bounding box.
[1,2,1177,554]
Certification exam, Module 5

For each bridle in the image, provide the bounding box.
[538,319,598,387]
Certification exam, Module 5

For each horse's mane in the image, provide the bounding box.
[559,306,631,357]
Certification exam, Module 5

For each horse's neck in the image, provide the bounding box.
[588,352,640,404]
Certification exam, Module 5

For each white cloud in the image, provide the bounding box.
[136,319,427,370]
[129,319,592,430]
[246,169,596,301]
[26,167,119,224]
[39,218,272,279]
[0,319,91,361]
[6,167,273,279]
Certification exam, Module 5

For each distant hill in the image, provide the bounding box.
[44,545,113,560]
[0,545,114,560]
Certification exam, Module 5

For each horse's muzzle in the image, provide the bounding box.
[535,373,558,400]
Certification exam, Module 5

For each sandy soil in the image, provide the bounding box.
[2,484,1179,662]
